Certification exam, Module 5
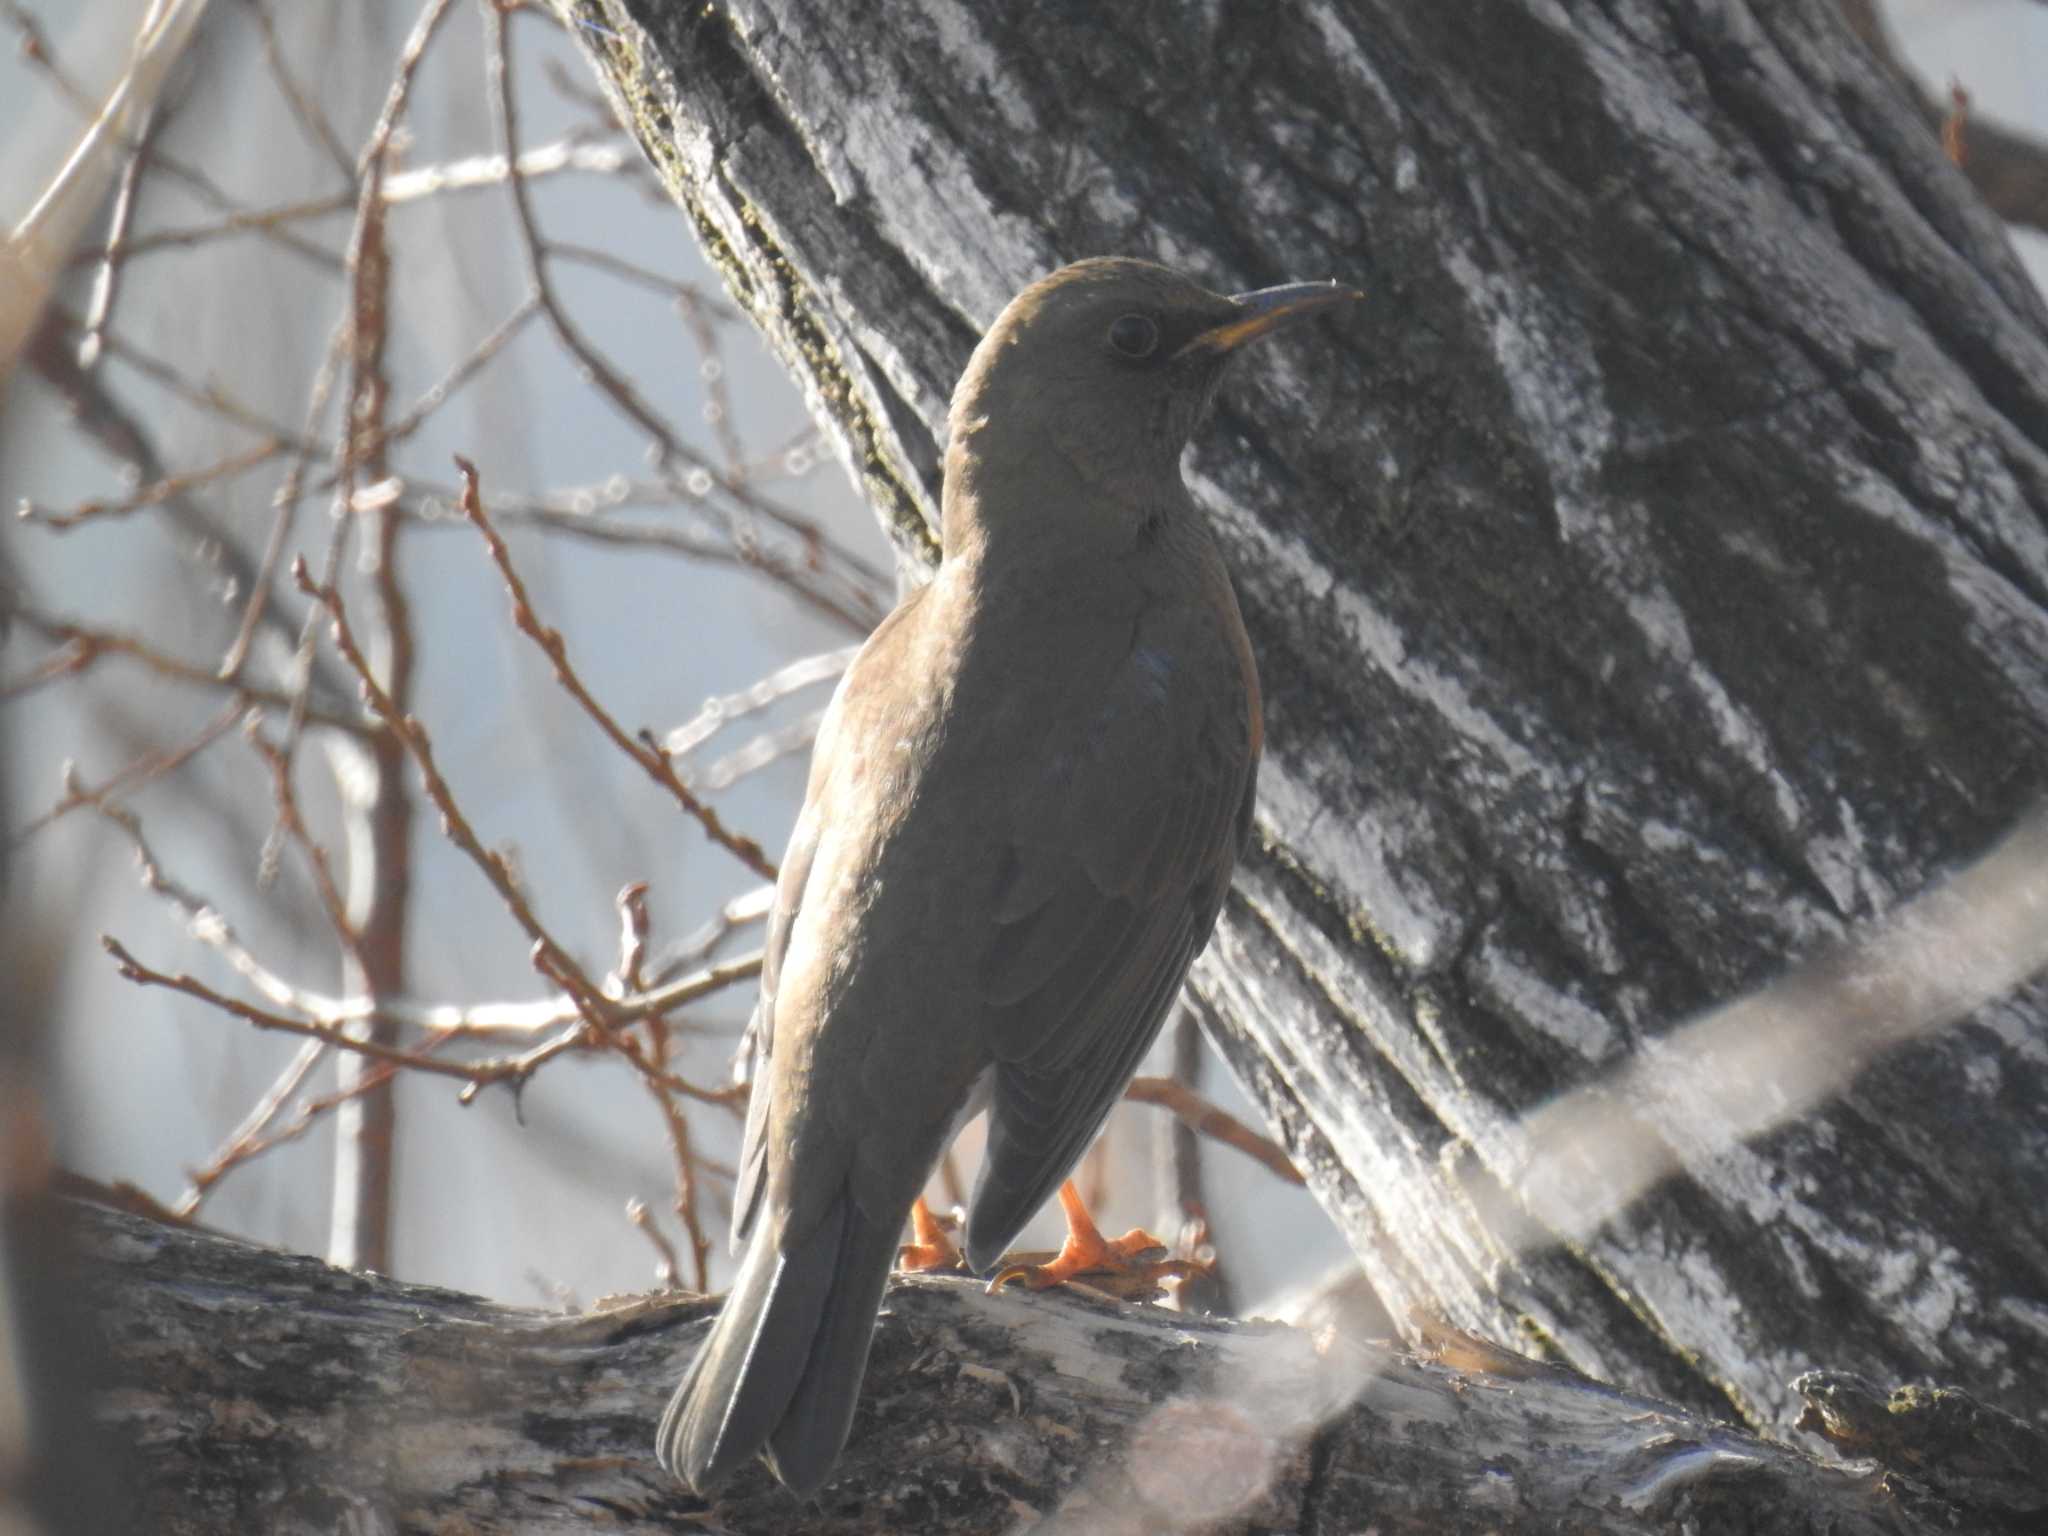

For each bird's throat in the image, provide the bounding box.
[942,423,1185,568]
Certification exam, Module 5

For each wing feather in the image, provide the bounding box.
[964,620,1254,1268]
[965,900,1204,1269]
[730,806,821,1247]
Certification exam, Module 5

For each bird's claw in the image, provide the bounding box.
[897,1196,969,1274]
[985,1226,1199,1300]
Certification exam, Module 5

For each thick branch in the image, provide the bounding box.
[69,1197,2028,1535]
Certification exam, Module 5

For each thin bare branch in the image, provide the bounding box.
[99,898,750,1113]
[65,311,322,451]
[245,725,366,965]
[452,456,779,882]
[549,240,737,314]
[385,136,636,200]
[381,295,542,444]
[1123,1075,1306,1187]
[648,882,774,986]
[2,0,341,272]
[175,1058,418,1218]
[77,759,762,1047]
[103,937,509,1085]
[2,610,364,741]
[291,554,617,1020]
[18,438,286,530]
[693,710,827,793]
[216,316,350,685]
[12,704,246,845]
[174,1038,330,1216]
[237,0,357,183]
[663,645,856,758]
[402,488,881,627]
[625,1196,684,1291]
[613,880,653,997]
[479,3,889,632]
[63,141,644,269]
[271,0,459,764]
[24,311,356,716]
[74,100,161,372]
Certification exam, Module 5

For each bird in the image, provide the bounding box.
[657,256,1359,1499]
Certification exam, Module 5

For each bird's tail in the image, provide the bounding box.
[656,1187,899,1498]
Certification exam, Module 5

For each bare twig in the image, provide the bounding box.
[237,0,357,182]
[291,554,616,1021]
[6,609,314,715]
[2,0,341,272]
[613,881,652,998]
[12,704,246,845]
[24,311,356,716]
[625,1195,683,1290]
[676,284,746,476]
[245,724,368,967]
[316,0,451,1275]
[382,296,542,444]
[693,711,827,794]
[81,767,759,1047]
[18,438,286,530]
[1124,1074,1306,1187]
[550,240,736,313]
[175,1059,419,1218]
[61,140,645,269]
[385,136,637,200]
[405,490,879,624]
[1158,1012,1204,1224]
[266,0,457,737]
[63,193,353,266]
[75,100,162,372]
[80,790,334,1008]
[215,318,349,685]
[174,1038,330,1216]
[1153,1010,1233,1315]
[479,2,889,634]
[104,937,503,1085]
[103,929,751,1113]
[647,1076,715,1291]
[663,646,856,758]
[648,882,774,986]
[222,301,542,685]
[452,456,779,882]
[59,310,323,452]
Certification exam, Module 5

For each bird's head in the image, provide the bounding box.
[943,257,1359,557]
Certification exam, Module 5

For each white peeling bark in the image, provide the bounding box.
[551,0,2048,1440]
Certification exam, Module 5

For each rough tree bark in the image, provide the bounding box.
[548,0,2048,1439]
[66,1197,2048,1534]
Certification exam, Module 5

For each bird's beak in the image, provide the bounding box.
[1177,280,1363,358]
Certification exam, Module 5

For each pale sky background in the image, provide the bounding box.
[0,0,2040,1317]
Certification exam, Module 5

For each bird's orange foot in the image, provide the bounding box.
[897,1196,969,1273]
[985,1180,1208,1301]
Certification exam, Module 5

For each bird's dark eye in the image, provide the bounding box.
[1106,313,1160,359]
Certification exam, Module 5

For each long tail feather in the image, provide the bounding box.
[656,1190,897,1497]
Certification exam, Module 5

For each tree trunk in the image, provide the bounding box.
[549,0,2048,1437]
[57,1196,2048,1533]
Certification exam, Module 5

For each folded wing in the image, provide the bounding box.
[964,635,1255,1269]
